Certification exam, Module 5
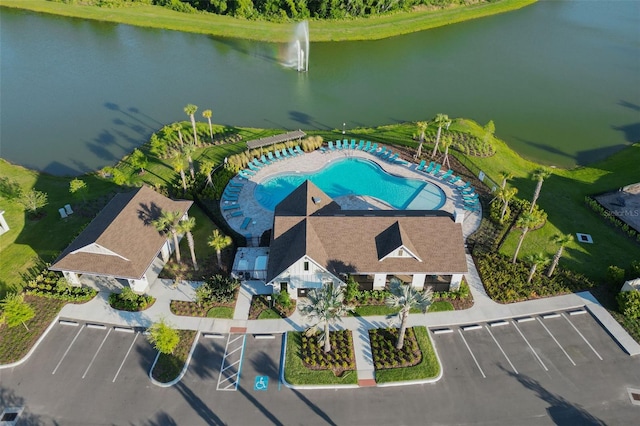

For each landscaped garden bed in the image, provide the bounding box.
[171,274,239,318]
[170,300,235,318]
[150,329,197,383]
[248,294,296,320]
[284,331,357,385]
[0,295,66,364]
[370,326,440,383]
[108,287,155,312]
[24,269,97,302]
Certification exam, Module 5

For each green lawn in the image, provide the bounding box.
[283,332,358,386]
[0,0,536,42]
[374,326,440,383]
[258,309,283,319]
[428,301,454,312]
[0,159,117,297]
[206,306,234,318]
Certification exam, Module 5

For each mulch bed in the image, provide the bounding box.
[369,327,422,370]
[299,330,356,377]
[248,295,296,320]
[170,298,236,317]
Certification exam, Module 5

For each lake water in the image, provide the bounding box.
[1,1,638,175]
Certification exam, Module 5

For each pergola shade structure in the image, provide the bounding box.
[245,130,306,150]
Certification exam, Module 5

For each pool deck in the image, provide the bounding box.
[221,149,481,244]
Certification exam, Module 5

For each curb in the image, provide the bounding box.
[0,315,60,370]
[279,333,359,390]
[149,330,201,387]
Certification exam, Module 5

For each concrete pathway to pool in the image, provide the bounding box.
[221,147,482,243]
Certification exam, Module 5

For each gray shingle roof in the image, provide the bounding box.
[50,186,192,279]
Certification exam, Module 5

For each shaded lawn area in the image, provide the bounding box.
[284,332,358,386]
[374,326,440,383]
[0,295,66,364]
[151,329,197,383]
[206,306,234,318]
[0,159,117,297]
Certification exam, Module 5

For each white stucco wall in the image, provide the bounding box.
[411,274,426,289]
[373,274,387,289]
[450,274,463,291]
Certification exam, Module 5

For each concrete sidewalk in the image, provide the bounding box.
[58,254,640,388]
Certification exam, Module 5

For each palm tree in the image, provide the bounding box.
[171,122,184,147]
[200,159,215,187]
[529,168,551,213]
[177,217,198,271]
[430,113,451,158]
[497,186,518,223]
[440,135,453,169]
[153,210,183,264]
[385,278,432,350]
[298,283,353,353]
[524,252,549,284]
[415,121,428,158]
[208,229,232,266]
[184,104,198,145]
[183,143,196,179]
[170,151,188,193]
[499,171,514,189]
[202,109,214,143]
[547,233,574,277]
[512,212,541,264]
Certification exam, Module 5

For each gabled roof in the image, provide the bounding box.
[266,181,467,283]
[50,186,192,279]
[375,221,421,262]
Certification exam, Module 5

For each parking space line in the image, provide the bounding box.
[221,359,241,373]
[457,329,485,378]
[561,313,603,360]
[82,328,112,379]
[52,324,85,375]
[113,332,139,383]
[217,334,247,391]
[536,317,576,366]
[484,326,518,374]
[511,322,548,371]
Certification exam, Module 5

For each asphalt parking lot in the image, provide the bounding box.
[432,308,626,380]
[23,319,156,385]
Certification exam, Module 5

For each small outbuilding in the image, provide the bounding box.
[49,186,192,293]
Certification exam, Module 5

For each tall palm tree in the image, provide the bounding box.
[183,143,196,179]
[385,278,432,350]
[170,151,188,193]
[529,168,551,213]
[208,229,232,266]
[415,121,428,158]
[171,122,184,148]
[177,217,198,271]
[184,104,198,145]
[430,113,451,158]
[202,109,214,143]
[524,252,549,284]
[440,135,453,169]
[298,283,353,353]
[547,233,574,277]
[512,212,541,264]
[499,171,514,189]
[200,159,215,187]
[497,186,518,223]
[153,210,183,264]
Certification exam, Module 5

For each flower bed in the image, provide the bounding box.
[170,299,235,318]
[24,269,97,302]
[299,330,356,377]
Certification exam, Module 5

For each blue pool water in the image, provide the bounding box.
[254,158,445,211]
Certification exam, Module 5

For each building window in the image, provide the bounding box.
[303,261,309,271]
[398,248,404,257]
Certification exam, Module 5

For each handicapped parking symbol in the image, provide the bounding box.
[254,376,268,391]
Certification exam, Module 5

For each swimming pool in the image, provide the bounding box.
[254,158,446,211]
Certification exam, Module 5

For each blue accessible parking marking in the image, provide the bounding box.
[254,376,268,391]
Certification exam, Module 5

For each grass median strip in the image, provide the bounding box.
[151,329,197,383]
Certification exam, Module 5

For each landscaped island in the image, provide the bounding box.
[0,0,536,42]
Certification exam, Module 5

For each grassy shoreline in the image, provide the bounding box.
[0,0,536,42]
